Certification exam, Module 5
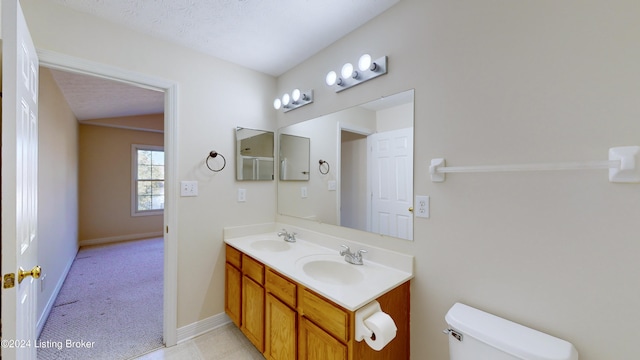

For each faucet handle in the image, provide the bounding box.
[340,244,350,255]
[290,232,297,241]
[355,249,367,259]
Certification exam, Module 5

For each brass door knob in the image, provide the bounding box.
[408,207,414,212]
[18,265,41,284]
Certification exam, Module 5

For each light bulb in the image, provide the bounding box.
[325,71,337,86]
[341,63,354,79]
[358,54,372,71]
[273,98,282,110]
[292,89,301,102]
[282,93,291,106]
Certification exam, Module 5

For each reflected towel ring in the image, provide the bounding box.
[319,160,330,175]
[206,151,226,172]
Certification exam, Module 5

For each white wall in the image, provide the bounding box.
[276,0,640,359]
[20,0,277,329]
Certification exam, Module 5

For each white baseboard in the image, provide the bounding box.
[176,312,232,344]
[36,252,77,337]
[79,231,163,247]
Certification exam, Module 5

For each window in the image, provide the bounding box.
[132,144,164,216]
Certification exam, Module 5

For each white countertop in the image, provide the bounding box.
[224,225,414,311]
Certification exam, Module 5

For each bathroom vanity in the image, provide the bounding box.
[224,226,413,360]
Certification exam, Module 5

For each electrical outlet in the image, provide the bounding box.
[327,180,337,191]
[415,195,430,218]
[237,189,247,202]
[180,181,198,197]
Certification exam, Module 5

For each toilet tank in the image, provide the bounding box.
[445,303,578,360]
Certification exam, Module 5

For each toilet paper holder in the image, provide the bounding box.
[355,300,382,341]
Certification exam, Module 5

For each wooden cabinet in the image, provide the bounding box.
[265,269,298,360]
[299,317,347,360]
[265,294,297,360]
[241,254,265,352]
[224,262,242,327]
[225,244,410,360]
[224,246,242,327]
[242,275,265,351]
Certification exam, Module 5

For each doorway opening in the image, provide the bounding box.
[37,50,178,348]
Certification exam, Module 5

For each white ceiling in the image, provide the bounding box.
[46,0,400,121]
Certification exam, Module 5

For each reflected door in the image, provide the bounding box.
[369,128,413,240]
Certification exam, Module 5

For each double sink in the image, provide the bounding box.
[225,230,414,311]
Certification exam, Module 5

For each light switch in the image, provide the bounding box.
[301,186,308,198]
[328,180,337,191]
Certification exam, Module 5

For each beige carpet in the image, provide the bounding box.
[37,237,164,360]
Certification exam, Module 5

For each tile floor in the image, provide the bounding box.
[134,323,264,360]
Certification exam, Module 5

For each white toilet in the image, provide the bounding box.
[445,303,579,360]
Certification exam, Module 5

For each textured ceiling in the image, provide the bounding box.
[49,0,400,77]
[47,0,400,122]
[49,69,165,121]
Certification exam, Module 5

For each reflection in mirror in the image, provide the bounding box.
[278,89,414,240]
[235,127,274,181]
[279,134,310,181]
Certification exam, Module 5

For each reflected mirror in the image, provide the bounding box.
[235,127,274,181]
[277,89,414,240]
[279,134,310,181]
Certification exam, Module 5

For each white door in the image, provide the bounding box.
[2,0,41,359]
[369,128,413,240]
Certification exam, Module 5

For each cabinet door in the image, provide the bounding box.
[224,263,242,327]
[265,294,297,360]
[242,275,265,352]
[299,317,347,360]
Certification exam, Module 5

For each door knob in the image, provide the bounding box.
[408,207,414,212]
[18,265,41,284]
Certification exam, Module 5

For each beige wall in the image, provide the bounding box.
[18,1,640,358]
[37,68,79,330]
[276,0,640,359]
[21,0,277,329]
[78,123,163,242]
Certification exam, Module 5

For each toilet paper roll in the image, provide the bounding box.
[363,311,397,351]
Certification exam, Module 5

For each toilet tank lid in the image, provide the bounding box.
[445,303,578,360]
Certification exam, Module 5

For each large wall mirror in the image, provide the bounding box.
[277,89,414,240]
[235,127,275,181]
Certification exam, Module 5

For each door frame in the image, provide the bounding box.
[37,49,179,347]
[337,122,374,228]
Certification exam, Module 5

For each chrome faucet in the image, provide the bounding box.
[340,245,367,265]
[277,229,297,242]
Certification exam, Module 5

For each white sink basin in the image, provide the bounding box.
[296,255,365,285]
[250,240,291,252]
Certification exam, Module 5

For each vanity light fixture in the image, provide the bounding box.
[325,54,388,92]
[273,88,314,112]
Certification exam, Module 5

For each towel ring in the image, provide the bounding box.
[206,151,226,172]
[319,160,330,175]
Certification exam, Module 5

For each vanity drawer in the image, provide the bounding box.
[226,245,242,269]
[265,269,297,308]
[242,255,264,285]
[300,288,350,342]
